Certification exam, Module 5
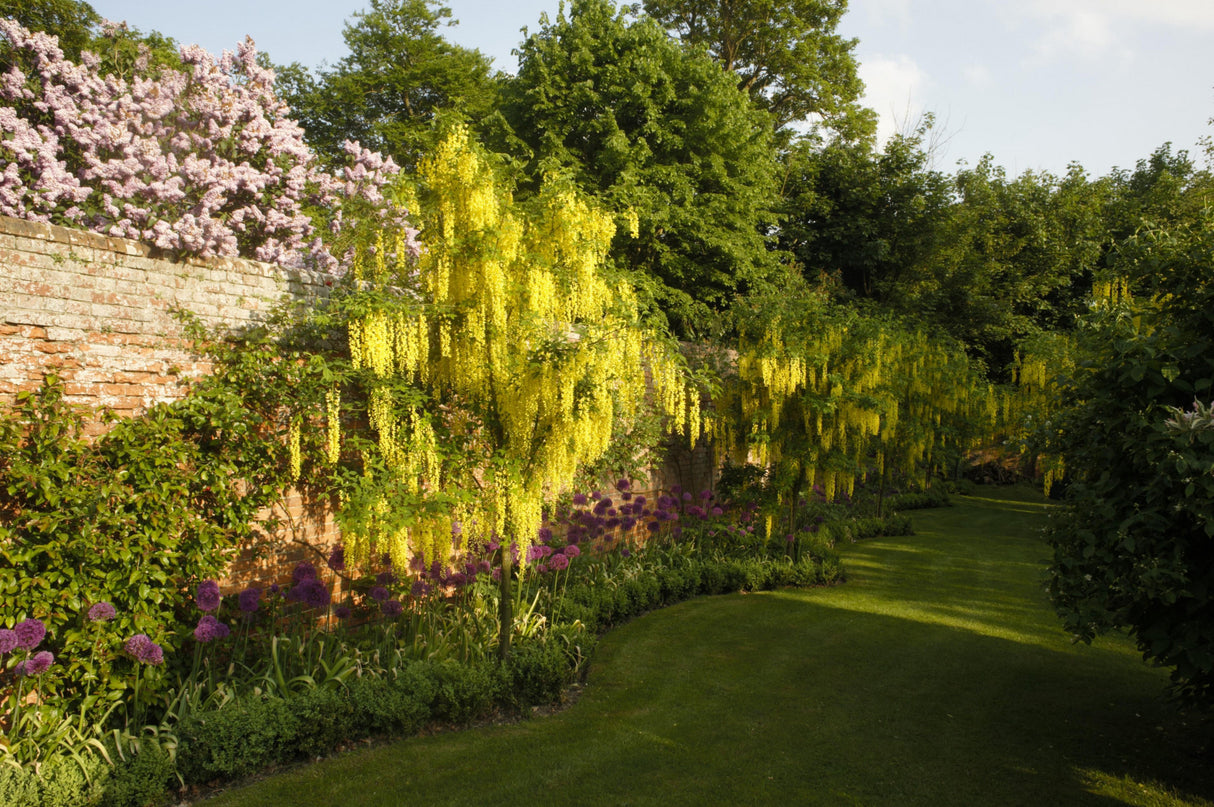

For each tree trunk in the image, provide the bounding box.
[497,544,513,660]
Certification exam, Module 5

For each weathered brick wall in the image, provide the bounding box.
[0,215,329,423]
[0,214,339,590]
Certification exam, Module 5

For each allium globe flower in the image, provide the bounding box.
[292,578,330,609]
[550,554,569,571]
[615,478,631,492]
[14,618,46,650]
[0,629,17,654]
[564,545,581,558]
[369,586,390,602]
[194,614,230,643]
[292,561,318,584]
[381,600,403,618]
[238,587,261,614]
[16,650,54,676]
[682,492,693,502]
[711,506,724,516]
[377,570,396,586]
[327,545,346,572]
[87,602,117,622]
[476,560,491,575]
[700,489,713,500]
[410,580,431,597]
[571,493,588,506]
[195,580,221,612]
[333,604,353,620]
[124,634,164,665]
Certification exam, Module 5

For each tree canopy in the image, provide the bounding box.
[277,0,499,170]
[500,0,783,336]
[640,0,873,137]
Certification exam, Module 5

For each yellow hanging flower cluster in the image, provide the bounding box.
[341,124,701,568]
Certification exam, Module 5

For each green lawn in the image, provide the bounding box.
[202,487,1213,806]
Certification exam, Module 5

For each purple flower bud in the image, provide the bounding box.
[334,604,353,619]
[195,580,221,612]
[87,602,117,622]
[14,618,46,650]
[615,478,631,491]
[621,548,632,558]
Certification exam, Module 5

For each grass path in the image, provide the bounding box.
[204,487,1213,806]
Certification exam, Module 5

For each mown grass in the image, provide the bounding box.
[202,486,1213,806]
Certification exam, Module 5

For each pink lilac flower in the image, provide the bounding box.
[87,602,117,622]
[16,650,54,676]
[195,580,221,612]
[0,629,17,654]
[14,618,45,650]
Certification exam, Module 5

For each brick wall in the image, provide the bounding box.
[0,215,330,423]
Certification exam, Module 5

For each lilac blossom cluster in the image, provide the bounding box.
[0,20,419,275]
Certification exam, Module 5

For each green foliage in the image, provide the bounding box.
[0,0,99,60]
[0,377,285,708]
[500,0,782,335]
[641,0,874,137]
[277,0,499,170]
[0,752,107,807]
[1046,207,1214,707]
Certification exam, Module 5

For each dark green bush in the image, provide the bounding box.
[99,741,174,807]
[505,639,574,707]
[425,659,506,724]
[176,697,297,783]
[0,754,107,807]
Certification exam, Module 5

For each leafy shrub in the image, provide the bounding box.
[887,488,951,511]
[424,659,505,725]
[99,741,174,807]
[176,698,297,783]
[346,674,433,736]
[504,639,575,708]
[0,753,107,807]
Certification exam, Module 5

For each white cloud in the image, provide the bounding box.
[1020,0,1214,62]
[860,0,912,28]
[962,64,993,88]
[858,55,928,145]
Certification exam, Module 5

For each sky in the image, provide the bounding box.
[87,0,1214,178]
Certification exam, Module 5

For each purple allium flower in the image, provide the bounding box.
[572,493,588,506]
[194,614,230,643]
[0,630,17,654]
[16,650,54,676]
[269,582,281,595]
[647,521,661,532]
[124,634,164,665]
[687,506,705,519]
[538,526,553,542]
[594,497,612,514]
[382,599,403,618]
[333,604,352,619]
[786,533,796,543]
[450,572,467,587]
[88,602,117,622]
[633,495,647,508]
[621,491,633,501]
[621,548,632,558]
[370,586,390,602]
[564,545,581,558]
[327,545,345,572]
[195,580,221,612]
[409,555,425,572]
[292,561,317,584]
[377,570,396,586]
[294,578,330,609]
[591,490,602,499]
[14,618,46,650]
[657,495,673,509]
[492,569,501,582]
[477,560,491,575]
[238,587,261,613]
[711,506,724,516]
[682,492,693,502]
[616,478,631,492]
[700,489,713,500]
[622,517,637,531]
[671,485,683,496]
[410,580,431,597]
[550,554,570,571]
[488,540,501,553]
[537,564,550,574]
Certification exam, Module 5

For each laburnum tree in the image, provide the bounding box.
[640,0,874,138]
[500,0,782,337]
[334,125,701,657]
[714,281,990,536]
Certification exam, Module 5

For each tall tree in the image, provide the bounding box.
[0,0,99,59]
[277,0,499,169]
[640,0,873,137]
[501,0,783,337]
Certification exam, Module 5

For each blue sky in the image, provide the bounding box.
[88,0,1214,178]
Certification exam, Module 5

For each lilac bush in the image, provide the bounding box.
[0,20,419,275]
